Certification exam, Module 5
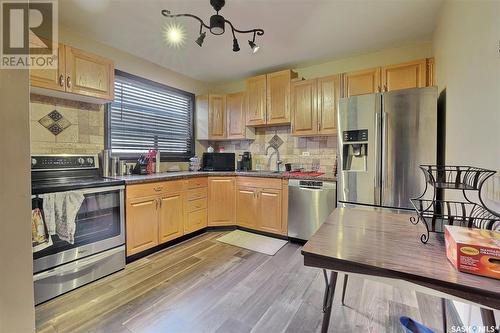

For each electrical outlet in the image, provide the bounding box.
[302,151,310,157]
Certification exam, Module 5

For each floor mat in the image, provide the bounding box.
[216,230,288,256]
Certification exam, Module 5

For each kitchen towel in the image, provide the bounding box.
[43,191,85,244]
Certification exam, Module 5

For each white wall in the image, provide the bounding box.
[433,0,500,328]
[0,70,35,332]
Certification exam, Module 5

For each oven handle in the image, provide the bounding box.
[33,246,124,281]
[32,185,125,198]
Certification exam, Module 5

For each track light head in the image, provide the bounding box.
[233,38,240,52]
[195,31,206,46]
[248,40,259,53]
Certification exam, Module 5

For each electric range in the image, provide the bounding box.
[31,154,125,305]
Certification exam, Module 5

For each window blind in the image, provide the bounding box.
[108,71,194,160]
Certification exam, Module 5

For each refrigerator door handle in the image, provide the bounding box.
[374,111,381,205]
[381,111,388,195]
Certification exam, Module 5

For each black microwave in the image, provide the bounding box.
[202,153,235,171]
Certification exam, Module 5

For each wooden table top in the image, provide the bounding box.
[302,208,500,309]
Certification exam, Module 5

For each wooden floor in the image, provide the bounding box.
[36,231,459,333]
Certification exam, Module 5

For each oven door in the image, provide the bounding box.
[33,186,125,274]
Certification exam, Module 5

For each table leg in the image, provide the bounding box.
[441,298,447,333]
[341,274,349,306]
[321,269,338,333]
[480,308,498,333]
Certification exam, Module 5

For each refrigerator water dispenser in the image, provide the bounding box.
[342,130,368,172]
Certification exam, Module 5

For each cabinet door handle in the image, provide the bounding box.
[384,84,388,92]
[377,85,381,93]
[66,76,72,89]
[59,74,65,87]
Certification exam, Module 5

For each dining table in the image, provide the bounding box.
[302,207,499,333]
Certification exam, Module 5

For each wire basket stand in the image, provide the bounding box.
[410,165,500,243]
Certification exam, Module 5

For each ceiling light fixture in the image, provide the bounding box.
[248,32,260,54]
[161,0,264,53]
[163,22,186,48]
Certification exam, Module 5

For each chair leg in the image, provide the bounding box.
[341,274,349,306]
[442,298,447,333]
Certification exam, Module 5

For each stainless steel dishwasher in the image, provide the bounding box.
[288,179,336,241]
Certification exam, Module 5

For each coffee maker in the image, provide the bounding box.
[238,152,252,171]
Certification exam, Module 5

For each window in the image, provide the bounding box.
[107,70,195,161]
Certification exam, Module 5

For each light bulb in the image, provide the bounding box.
[163,22,186,48]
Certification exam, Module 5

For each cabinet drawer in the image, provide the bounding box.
[186,177,208,189]
[127,180,184,199]
[236,177,282,190]
[186,187,208,201]
[186,198,207,212]
[185,209,208,234]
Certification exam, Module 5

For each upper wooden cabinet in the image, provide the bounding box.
[427,58,435,86]
[246,75,267,126]
[226,92,255,140]
[342,67,381,98]
[381,59,427,92]
[291,74,340,136]
[64,46,114,100]
[208,94,226,139]
[208,177,235,226]
[246,70,298,127]
[30,43,114,103]
[30,44,66,92]
[291,79,317,136]
[196,93,254,141]
[317,75,341,135]
[267,70,298,125]
[341,58,435,97]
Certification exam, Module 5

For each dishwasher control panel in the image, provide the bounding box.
[299,180,323,188]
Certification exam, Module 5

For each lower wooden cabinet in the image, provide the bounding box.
[236,186,258,229]
[208,177,235,226]
[158,193,184,243]
[185,209,208,234]
[125,176,288,256]
[258,189,283,234]
[184,179,208,234]
[126,196,159,256]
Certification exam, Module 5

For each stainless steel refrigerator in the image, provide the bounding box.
[337,86,442,210]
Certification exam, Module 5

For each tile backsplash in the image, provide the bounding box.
[199,126,338,173]
[30,94,105,155]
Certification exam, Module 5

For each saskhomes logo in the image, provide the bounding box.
[1,0,58,69]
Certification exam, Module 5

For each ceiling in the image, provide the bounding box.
[59,0,443,83]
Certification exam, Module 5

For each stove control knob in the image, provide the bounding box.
[31,158,37,166]
[77,157,85,165]
[86,157,94,165]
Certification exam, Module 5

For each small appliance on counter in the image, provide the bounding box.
[238,152,252,171]
[189,156,201,171]
[202,152,235,171]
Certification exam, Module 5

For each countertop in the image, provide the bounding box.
[302,208,500,309]
[109,170,337,185]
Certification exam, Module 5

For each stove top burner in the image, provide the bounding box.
[32,176,124,195]
[31,154,124,194]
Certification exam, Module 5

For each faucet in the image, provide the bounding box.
[265,145,282,172]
